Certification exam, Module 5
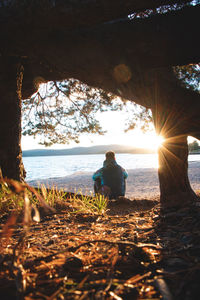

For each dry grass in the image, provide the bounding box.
[0,180,108,216]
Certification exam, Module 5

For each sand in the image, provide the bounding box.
[28,161,200,199]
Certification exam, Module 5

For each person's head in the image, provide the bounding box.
[105,151,115,160]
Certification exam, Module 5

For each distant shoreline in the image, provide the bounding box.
[22,145,200,158]
[23,144,155,157]
[189,151,200,155]
[23,151,155,157]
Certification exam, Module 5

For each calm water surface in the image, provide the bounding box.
[23,153,200,181]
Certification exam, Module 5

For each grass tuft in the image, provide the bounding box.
[0,180,108,216]
[69,191,108,214]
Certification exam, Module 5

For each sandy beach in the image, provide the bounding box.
[28,161,200,199]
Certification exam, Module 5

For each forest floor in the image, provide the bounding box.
[1,196,200,300]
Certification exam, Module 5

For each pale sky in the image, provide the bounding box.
[21,80,197,151]
[21,110,164,151]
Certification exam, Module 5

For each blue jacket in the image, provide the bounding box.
[92,159,128,197]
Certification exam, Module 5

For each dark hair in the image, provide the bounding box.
[105,151,115,160]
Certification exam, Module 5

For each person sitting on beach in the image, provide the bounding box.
[92,151,128,199]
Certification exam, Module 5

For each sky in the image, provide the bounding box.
[21,81,197,151]
[21,109,164,151]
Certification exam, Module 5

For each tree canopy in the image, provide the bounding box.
[22,80,121,146]
[188,140,200,152]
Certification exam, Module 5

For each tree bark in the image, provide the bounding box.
[0,63,25,181]
[150,69,200,208]
[0,5,199,84]
[158,135,198,208]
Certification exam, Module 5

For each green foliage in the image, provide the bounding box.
[22,79,123,146]
[22,76,156,146]
[0,182,17,213]
[123,103,153,133]
[129,1,190,20]
[39,184,67,208]
[188,140,200,152]
[69,191,108,214]
[174,63,200,92]
[0,181,107,216]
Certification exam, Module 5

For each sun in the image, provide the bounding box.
[153,134,164,150]
[140,133,164,150]
[123,130,164,151]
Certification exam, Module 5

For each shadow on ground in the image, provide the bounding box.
[107,197,159,216]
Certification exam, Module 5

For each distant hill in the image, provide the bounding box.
[22,144,155,157]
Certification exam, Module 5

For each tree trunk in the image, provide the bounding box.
[158,135,198,208]
[146,68,200,208]
[0,64,25,181]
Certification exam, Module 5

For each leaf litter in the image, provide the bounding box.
[1,183,200,299]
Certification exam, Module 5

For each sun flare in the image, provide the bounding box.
[154,135,164,150]
[138,134,164,150]
[121,130,165,151]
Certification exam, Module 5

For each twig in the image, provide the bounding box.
[154,278,173,300]
[27,239,161,266]
[11,233,26,270]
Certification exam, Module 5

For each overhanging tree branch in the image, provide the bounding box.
[29,5,199,104]
[0,0,192,29]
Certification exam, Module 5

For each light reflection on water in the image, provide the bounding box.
[23,153,200,181]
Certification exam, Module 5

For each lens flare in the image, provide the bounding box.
[155,135,164,149]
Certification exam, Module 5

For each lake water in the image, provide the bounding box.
[23,153,200,181]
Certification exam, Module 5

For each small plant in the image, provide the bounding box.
[0,181,24,213]
[93,193,108,214]
[69,190,108,214]
[0,179,108,216]
[0,179,54,216]
[39,184,67,208]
